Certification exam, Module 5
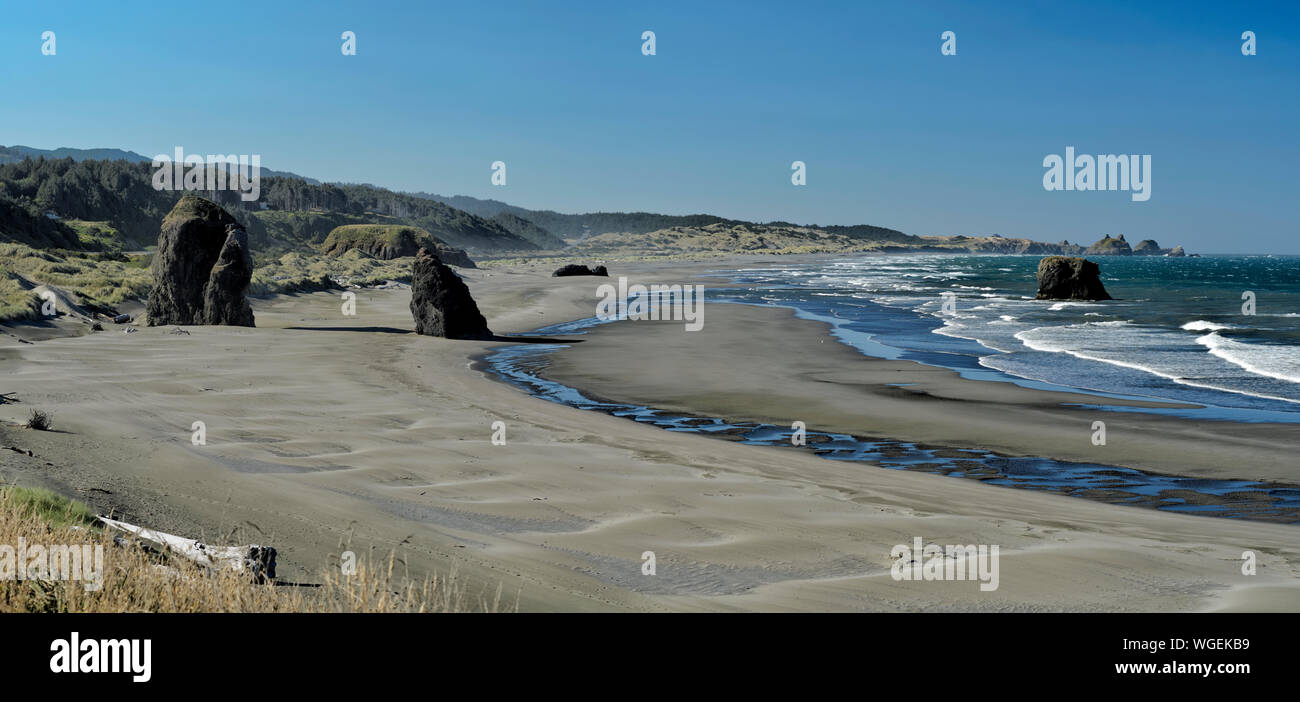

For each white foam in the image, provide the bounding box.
[1181,320,1235,332]
[1196,333,1300,384]
[1015,325,1300,405]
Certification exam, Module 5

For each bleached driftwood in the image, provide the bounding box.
[98,516,276,582]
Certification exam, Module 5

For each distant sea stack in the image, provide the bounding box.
[146,195,255,326]
[1133,239,1162,255]
[409,248,492,339]
[552,264,608,277]
[1129,238,1190,256]
[322,225,476,268]
[1084,234,1132,256]
[1035,256,1112,301]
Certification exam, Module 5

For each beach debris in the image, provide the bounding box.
[3,446,35,457]
[168,326,191,335]
[1035,256,1112,301]
[409,247,493,339]
[123,327,138,334]
[90,322,104,331]
[0,391,16,404]
[551,264,608,277]
[24,409,53,431]
[145,195,255,327]
[98,516,277,583]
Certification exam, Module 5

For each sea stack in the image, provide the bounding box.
[1132,239,1162,255]
[409,247,492,339]
[1084,234,1132,256]
[146,196,255,326]
[1035,256,1112,301]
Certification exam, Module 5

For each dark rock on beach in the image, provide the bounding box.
[409,247,492,339]
[1035,256,1112,301]
[552,264,608,277]
[146,196,255,326]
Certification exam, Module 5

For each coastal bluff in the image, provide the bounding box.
[322,224,476,268]
[1035,256,1112,300]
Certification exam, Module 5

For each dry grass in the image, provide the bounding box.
[249,250,414,295]
[0,487,498,613]
[0,243,152,323]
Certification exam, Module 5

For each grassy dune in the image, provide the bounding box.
[250,249,415,295]
[321,224,438,258]
[0,486,491,613]
[0,243,151,322]
[0,243,420,323]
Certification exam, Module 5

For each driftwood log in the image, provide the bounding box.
[98,516,276,582]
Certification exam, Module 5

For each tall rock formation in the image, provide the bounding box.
[409,248,492,339]
[146,196,255,326]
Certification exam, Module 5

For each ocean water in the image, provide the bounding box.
[719,254,1300,421]
[480,253,1300,523]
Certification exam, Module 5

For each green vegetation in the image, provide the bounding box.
[321,224,438,259]
[490,212,567,248]
[414,192,741,239]
[0,486,97,529]
[250,250,414,295]
[64,220,125,252]
[248,210,389,263]
[0,268,42,321]
[0,157,535,255]
[0,243,151,322]
[0,485,485,612]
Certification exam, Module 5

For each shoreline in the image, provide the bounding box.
[528,261,1300,486]
[2,254,1298,611]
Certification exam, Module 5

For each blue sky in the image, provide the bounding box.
[2,1,1296,252]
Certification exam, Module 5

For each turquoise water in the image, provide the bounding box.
[721,254,1300,420]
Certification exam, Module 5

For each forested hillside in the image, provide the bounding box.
[411,192,738,239]
[0,158,537,255]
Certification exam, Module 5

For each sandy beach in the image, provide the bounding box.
[2,255,1298,611]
